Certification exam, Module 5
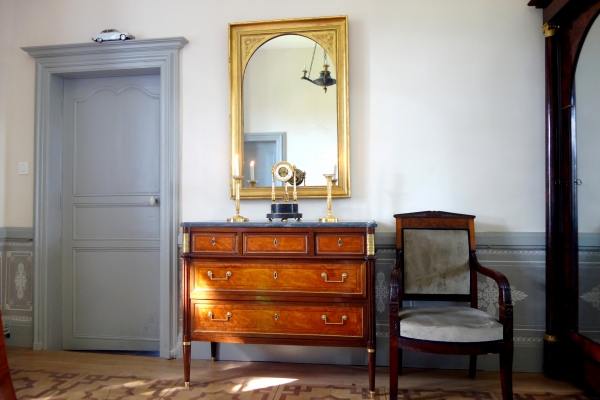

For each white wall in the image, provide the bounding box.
[0,0,545,233]
[0,0,14,227]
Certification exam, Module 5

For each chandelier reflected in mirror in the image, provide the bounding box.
[301,42,336,93]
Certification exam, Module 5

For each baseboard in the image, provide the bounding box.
[0,227,34,240]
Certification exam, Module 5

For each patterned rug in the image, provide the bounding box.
[10,368,600,399]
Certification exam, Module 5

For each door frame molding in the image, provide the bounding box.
[22,37,188,358]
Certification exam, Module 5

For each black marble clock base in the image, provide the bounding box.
[267,203,302,222]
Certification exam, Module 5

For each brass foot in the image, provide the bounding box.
[185,382,190,389]
[370,390,376,398]
[211,357,216,362]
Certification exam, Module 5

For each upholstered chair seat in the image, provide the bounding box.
[398,306,503,343]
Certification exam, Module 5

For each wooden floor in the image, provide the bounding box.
[6,347,598,399]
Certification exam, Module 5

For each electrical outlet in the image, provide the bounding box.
[18,162,29,175]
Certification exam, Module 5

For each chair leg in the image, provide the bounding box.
[469,355,477,378]
[398,349,403,375]
[390,337,399,400]
[210,342,217,361]
[499,347,513,400]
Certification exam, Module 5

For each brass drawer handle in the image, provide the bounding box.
[274,313,279,321]
[208,311,232,322]
[207,270,232,280]
[273,238,278,247]
[322,314,347,325]
[338,238,343,247]
[211,237,217,246]
[321,272,348,283]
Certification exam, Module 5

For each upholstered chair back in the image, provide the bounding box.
[403,229,470,295]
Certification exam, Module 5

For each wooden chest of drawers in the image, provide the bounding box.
[180,221,377,394]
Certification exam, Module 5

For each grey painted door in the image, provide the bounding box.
[62,75,161,351]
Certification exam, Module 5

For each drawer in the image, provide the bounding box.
[316,234,365,255]
[192,302,364,338]
[190,261,366,296]
[244,233,308,254]
[192,233,237,254]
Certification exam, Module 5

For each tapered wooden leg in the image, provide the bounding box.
[211,342,217,362]
[183,339,191,388]
[469,355,477,378]
[367,347,375,398]
[390,336,399,400]
[499,346,513,400]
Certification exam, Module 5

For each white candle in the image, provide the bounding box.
[234,154,239,176]
[250,160,255,180]
[333,163,338,179]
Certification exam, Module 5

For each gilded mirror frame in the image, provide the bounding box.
[229,16,349,198]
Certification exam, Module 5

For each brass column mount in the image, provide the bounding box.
[182,232,190,253]
[367,233,375,256]
[542,23,559,37]
[543,333,559,343]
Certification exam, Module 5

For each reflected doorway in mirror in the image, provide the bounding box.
[244,132,286,187]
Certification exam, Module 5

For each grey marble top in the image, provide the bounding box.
[181,221,377,229]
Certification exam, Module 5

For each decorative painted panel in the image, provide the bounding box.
[579,251,600,343]
[0,236,34,347]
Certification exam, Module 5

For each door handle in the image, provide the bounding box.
[149,196,160,205]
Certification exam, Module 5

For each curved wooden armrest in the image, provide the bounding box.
[389,249,404,305]
[472,252,512,305]
[389,265,401,304]
[471,252,513,329]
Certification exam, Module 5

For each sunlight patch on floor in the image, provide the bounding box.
[231,377,297,392]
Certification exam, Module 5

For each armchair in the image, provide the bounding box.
[389,211,513,400]
[0,312,16,400]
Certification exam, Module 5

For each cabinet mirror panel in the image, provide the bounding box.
[576,15,600,345]
[229,16,350,198]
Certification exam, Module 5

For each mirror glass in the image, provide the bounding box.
[229,16,349,198]
[575,16,600,345]
[243,35,338,187]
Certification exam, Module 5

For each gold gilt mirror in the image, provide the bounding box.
[229,16,349,199]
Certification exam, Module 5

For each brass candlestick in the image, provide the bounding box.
[248,180,257,188]
[319,174,340,222]
[227,175,249,222]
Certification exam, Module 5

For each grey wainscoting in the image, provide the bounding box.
[0,228,34,347]
[579,233,600,344]
[7,228,600,374]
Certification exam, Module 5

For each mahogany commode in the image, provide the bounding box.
[180,221,377,395]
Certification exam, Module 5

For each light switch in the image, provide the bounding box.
[18,162,29,175]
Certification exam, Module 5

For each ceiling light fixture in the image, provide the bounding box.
[301,42,336,93]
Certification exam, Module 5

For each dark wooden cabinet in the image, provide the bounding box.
[180,221,377,395]
[529,0,600,394]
